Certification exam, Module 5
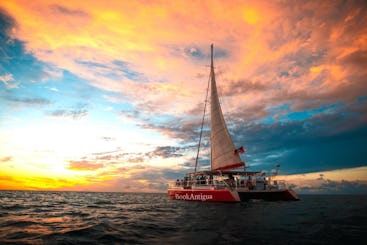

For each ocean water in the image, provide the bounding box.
[0,191,366,244]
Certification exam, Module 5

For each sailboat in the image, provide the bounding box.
[167,44,299,202]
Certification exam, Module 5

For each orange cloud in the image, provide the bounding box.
[0,156,12,162]
[0,172,83,190]
[68,160,104,171]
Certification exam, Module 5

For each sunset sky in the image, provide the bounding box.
[1,0,366,194]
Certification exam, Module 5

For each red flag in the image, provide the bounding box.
[234,146,245,155]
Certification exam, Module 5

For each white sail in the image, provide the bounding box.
[210,44,244,171]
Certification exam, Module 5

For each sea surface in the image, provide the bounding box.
[0,191,366,244]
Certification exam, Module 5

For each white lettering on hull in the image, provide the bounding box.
[175,193,213,201]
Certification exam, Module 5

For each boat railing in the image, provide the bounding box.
[168,180,229,190]
[169,178,289,190]
[234,178,288,191]
[192,180,228,189]
[168,181,185,189]
[271,180,287,190]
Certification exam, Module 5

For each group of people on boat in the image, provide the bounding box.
[175,175,215,187]
[174,173,275,191]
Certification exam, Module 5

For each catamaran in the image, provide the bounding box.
[168,44,299,202]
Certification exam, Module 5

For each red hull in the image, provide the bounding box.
[168,189,240,202]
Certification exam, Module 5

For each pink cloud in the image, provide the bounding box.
[68,160,104,171]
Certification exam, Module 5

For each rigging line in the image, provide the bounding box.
[194,66,211,172]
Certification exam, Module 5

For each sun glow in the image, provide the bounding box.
[242,8,259,25]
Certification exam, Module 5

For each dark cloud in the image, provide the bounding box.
[231,102,367,174]
[170,45,229,61]
[139,120,198,142]
[184,47,205,59]
[96,152,144,164]
[48,109,88,120]
[48,104,89,120]
[7,96,51,105]
[126,156,145,163]
[341,50,367,68]
[0,9,54,85]
[0,8,16,66]
[147,181,168,191]
[120,109,143,121]
[88,148,147,165]
[147,146,184,159]
[47,4,90,32]
[113,60,143,81]
[297,179,367,195]
[0,8,15,30]
[222,79,267,96]
[129,167,184,185]
[180,161,195,168]
[50,5,89,17]
[194,157,211,171]
[75,60,109,69]
[229,103,269,122]
[95,155,115,161]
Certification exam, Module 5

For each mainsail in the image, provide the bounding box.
[210,44,245,171]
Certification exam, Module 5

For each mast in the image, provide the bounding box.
[194,63,210,172]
